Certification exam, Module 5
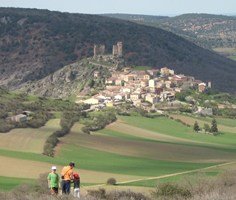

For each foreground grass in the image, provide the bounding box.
[0,176,33,191]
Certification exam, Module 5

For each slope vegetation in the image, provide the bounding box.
[1,8,236,92]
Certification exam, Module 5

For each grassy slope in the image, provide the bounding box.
[0,119,61,153]
[0,176,33,191]
[119,116,236,149]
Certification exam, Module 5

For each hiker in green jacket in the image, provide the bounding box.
[47,166,59,195]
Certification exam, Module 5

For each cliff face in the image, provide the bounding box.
[1,8,236,93]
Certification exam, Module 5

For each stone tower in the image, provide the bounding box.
[94,44,105,57]
[117,42,123,57]
[112,42,123,57]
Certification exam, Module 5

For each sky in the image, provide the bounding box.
[0,0,236,16]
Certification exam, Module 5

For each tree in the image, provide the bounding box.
[204,123,211,133]
[193,121,200,132]
[211,118,218,134]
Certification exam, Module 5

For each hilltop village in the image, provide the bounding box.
[83,42,211,112]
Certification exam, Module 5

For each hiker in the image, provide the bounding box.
[61,162,75,194]
[47,166,59,195]
[73,172,80,198]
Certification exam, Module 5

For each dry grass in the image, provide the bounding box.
[1,170,236,200]
[0,119,60,153]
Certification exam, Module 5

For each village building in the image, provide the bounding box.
[83,98,100,105]
[130,93,141,101]
[160,91,175,102]
[105,77,116,85]
[115,79,123,86]
[149,79,156,88]
[147,69,159,77]
[160,67,175,76]
[93,71,100,78]
[198,82,207,92]
[9,114,27,123]
[195,107,213,116]
[141,80,148,87]
[145,94,159,104]
[165,81,174,89]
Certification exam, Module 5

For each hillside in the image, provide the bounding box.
[104,13,236,50]
[1,8,236,93]
[20,56,118,98]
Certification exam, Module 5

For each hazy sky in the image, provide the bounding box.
[0,0,236,16]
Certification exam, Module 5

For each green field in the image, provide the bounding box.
[0,176,33,191]
[0,114,236,190]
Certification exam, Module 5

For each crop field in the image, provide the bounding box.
[0,119,60,153]
[0,115,235,191]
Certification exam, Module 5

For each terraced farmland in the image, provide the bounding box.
[0,115,235,191]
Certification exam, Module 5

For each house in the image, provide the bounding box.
[195,107,213,116]
[124,74,137,82]
[165,81,174,88]
[115,79,123,86]
[130,93,141,101]
[141,80,148,87]
[9,114,27,123]
[106,102,114,107]
[114,94,125,101]
[105,77,116,85]
[198,82,207,92]
[93,71,100,78]
[149,79,156,88]
[160,67,174,76]
[83,98,100,105]
[147,69,159,77]
[160,91,175,102]
[120,87,132,93]
[145,94,159,104]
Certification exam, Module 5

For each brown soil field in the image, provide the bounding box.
[0,119,60,153]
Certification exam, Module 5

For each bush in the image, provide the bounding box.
[107,178,117,185]
[152,182,192,199]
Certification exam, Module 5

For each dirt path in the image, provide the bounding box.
[117,161,236,185]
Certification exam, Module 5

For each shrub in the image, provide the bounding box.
[107,178,117,185]
[152,182,192,199]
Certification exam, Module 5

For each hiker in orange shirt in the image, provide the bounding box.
[61,162,75,194]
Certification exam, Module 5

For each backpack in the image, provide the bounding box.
[73,173,80,179]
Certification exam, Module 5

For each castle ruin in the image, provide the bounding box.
[94,44,105,57]
[93,42,123,58]
[113,42,123,57]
